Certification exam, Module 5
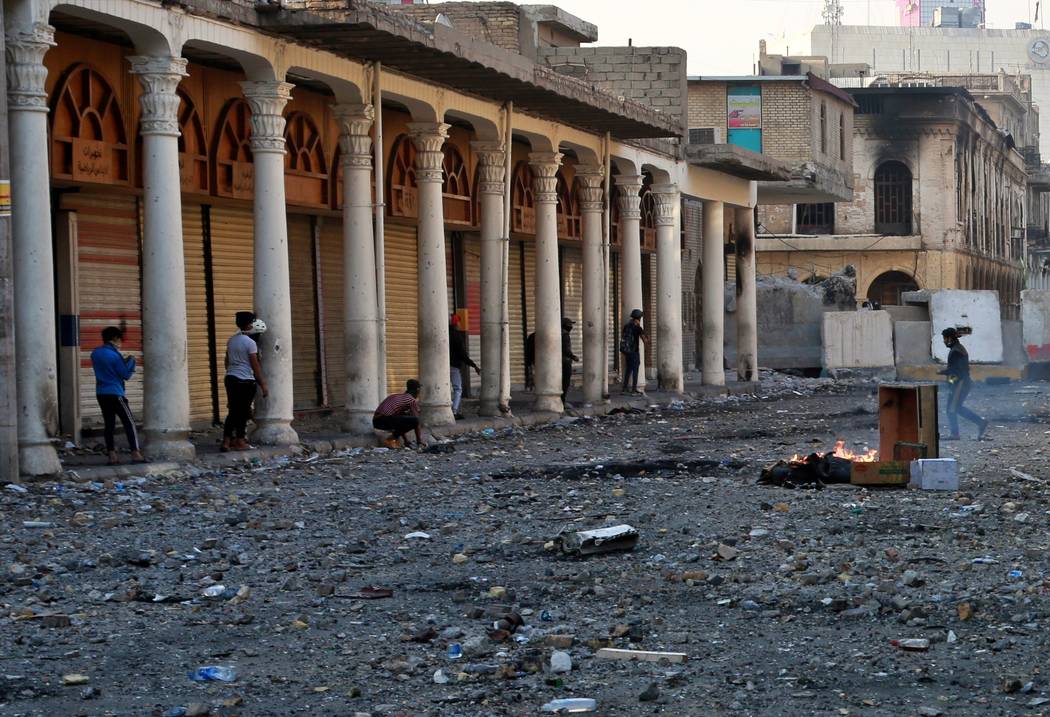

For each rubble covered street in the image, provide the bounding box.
[4,377,1050,717]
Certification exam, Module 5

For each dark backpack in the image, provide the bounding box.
[619,324,633,354]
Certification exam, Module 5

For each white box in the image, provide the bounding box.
[910,458,959,491]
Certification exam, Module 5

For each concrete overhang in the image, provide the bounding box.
[1029,163,1050,193]
[756,235,921,252]
[520,5,598,43]
[257,1,678,139]
[685,144,791,182]
[757,162,854,205]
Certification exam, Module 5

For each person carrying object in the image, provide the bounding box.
[222,311,269,453]
[939,326,988,441]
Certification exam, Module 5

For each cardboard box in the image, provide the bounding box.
[851,460,910,486]
[909,458,959,491]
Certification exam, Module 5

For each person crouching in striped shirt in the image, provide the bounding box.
[373,379,426,449]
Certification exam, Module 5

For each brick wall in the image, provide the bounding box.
[386,2,523,53]
[682,197,703,370]
[539,46,688,132]
[687,83,727,137]
[761,83,812,161]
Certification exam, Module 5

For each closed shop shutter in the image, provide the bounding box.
[643,253,657,370]
[319,220,345,408]
[288,214,320,409]
[509,238,536,388]
[65,193,142,428]
[560,245,583,376]
[608,254,620,379]
[182,204,213,423]
[209,205,254,409]
[463,234,482,368]
[385,222,419,394]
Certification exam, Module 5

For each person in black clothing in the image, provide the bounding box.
[561,317,579,403]
[940,327,988,440]
[449,314,480,420]
[619,308,647,395]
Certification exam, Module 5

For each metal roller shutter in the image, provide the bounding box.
[384,222,419,394]
[643,253,657,370]
[209,205,254,408]
[463,234,482,369]
[509,238,536,388]
[182,204,212,423]
[608,253,620,380]
[65,193,142,428]
[288,214,320,409]
[319,220,345,408]
[560,245,583,375]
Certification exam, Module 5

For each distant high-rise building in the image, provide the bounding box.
[895,0,984,27]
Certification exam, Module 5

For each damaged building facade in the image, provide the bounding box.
[5,0,787,475]
[755,83,1028,315]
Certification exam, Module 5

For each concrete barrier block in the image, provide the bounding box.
[1021,289,1050,362]
[894,321,932,365]
[821,310,894,369]
[929,290,1003,364]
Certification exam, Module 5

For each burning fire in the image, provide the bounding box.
[791,440,878,464]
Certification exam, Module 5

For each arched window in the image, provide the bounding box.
[213,98,254,199]
[511,161,535,234]
[50,63,129,184]
[388,134,417,218]
[874,160,913,235]
[442,144,472,225]
[284,111,328,207]
[556,171,580,239]
[178,89,208,194]
[867,270,919,306]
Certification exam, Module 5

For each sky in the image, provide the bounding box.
[479,0,1050,75]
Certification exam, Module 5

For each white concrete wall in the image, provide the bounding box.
[821,310,895,368]
[1022,289,1050,361]
[929,289,1003,363]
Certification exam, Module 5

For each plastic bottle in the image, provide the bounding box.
[541,698,597,713]
[187,666,238,683]
[446,643,463,659]
[889,638,930,652]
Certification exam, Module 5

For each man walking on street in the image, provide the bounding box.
[374,379,426,449]
[940,327,988,440]
[619,308,647,395]
[449,314,480,420]
[90,326,145,465]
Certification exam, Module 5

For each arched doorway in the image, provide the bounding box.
[867,270,919,306]
[874,160,913,235]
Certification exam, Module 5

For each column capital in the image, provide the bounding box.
[240,80,294,154]
[529,151,563,204]
[333,103,374,169]
[471,141,506,196]
[575,164,605,213]
[6,23,55,113]
[128,56,188,137]
[615,174,644,219]
[407,121,450,183]
[651,182,679,227]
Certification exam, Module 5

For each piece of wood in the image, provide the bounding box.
[595,648,688,663]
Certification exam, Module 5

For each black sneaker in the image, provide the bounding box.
[454,413,465,421]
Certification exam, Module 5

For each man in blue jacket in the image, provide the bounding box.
[90,326,145,465]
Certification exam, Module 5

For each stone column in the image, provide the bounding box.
[409,122,455,427]
[7,24,60,475]
[128,56,195,461]
[241,80,298,445]
[334,104,378,434]
[653,183,683,393]
[577,164,605,405]
[472,141,505,417]
[530,151,564,414]
[702,200,726,386]
[734,206,759,382]
[615,174,646,392]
